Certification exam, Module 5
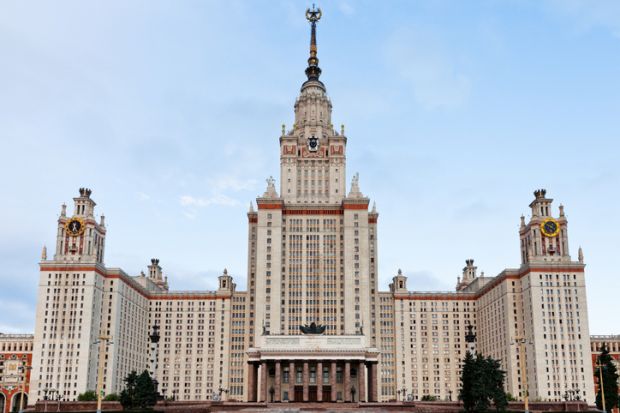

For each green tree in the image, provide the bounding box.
[120,370,157,410]
[595,345,619,413]
[77,390,97,401]
[104,393,120,401]
[420,395,438,401]
[460,352,508,413]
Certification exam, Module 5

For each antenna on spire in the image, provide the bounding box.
[305,5,323,81]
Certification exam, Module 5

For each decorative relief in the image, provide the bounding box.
[327,338,361,345]
[282,145,297,155]
[266,337,300,345]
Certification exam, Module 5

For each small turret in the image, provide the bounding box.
[218,268,235,292]
[148,258,168,291]
[456,259,477,291]
[390,269,408,293]
[41,245,47,261]
[529,188,552,217]
[73,188,96,217]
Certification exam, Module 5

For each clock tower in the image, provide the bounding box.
[519,189,570,264]
[53,187,106,263]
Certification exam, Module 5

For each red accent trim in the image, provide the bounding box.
[394,266,585,301]
[343,203,368,210]
[248,216,258,223]
[395,294,475,301]
[257,203,283,210]
[150,294,229,301]
[283,209,343,215]
[368,217,377,224]
[39,265,232,301]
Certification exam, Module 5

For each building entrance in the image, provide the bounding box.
[294,386,303,402]
[322,386,331,402]
[308,386,317,402]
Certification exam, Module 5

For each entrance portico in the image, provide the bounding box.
[247,335,379,402]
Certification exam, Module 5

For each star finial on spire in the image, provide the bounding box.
[305,5,323,81]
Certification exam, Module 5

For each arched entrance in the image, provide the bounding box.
[0,393,6,413]
[10,393,27,413]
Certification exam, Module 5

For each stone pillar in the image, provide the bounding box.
[358,361,366,403]
[303,361,309,402]
[370,363,378,402]
[344,361,351,402]
[316,361,323,402]
[330,361,337,402]
[260,361,268,402]
[289,361,295,402]
[247,363,256,402]
[275,361,281,402]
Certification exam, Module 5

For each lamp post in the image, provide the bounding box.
[18,363,32,413]
[512,336,530,413]
[42,388,49,412]
[93,335,113,413]
[595,360,606,412]
[217,387,229,402]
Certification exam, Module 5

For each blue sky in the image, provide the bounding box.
[0,0,618,335]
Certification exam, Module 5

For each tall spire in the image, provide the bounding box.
[305,5,322,81]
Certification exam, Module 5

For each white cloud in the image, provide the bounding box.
[137,192,151,201]
[385,27,471,109]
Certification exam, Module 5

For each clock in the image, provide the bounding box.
[65,217,85,237]
[307,135,319,152]
[540,218,560,237]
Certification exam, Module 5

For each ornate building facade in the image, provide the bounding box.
[30,7,596,406]
[0,333,33,413]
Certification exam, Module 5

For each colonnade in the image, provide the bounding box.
[247,360,378,403]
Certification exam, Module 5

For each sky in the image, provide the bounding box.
[0,0,619,335]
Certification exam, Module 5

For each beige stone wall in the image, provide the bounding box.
[149,293,232,401]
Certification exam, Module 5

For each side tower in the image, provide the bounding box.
[32,189,109,401]
[32,189,150,403]
[517,190,594,402]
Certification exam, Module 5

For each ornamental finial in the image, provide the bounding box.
[305,5,323,81]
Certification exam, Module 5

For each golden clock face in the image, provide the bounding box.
[65,217,85,237]
[540,218,560,237]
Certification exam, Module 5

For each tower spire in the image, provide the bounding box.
[305,5,322,81]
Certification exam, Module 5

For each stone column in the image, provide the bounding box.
[317,361,323,402]
[289,361,295,402]
[330,361,337,402]
[344,361,351,402]
[275,361,281,402]
[303,361,309,402]
[370,363,378,402]
[247,362,256,402]
[358,362,366,403]
[260,361,268,402]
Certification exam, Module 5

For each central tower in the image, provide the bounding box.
[280,7,346,204]
[246,9,381,402]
